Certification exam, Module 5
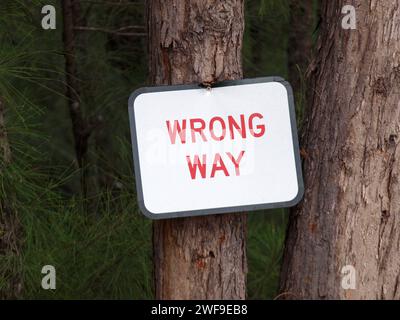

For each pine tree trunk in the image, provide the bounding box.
[147,0,247,299]
[280,0,400,299]
[62,0,90,196]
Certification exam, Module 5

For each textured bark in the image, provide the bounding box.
[147,0,247,299]
[0,98,22,298]
[62,0,101,202]
[62,0,97,202]
[148,0,244,86]
[288,0,314,95]
[62,0,86,168]
[280,0,400,299]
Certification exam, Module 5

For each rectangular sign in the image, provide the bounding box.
[128,77,304,219]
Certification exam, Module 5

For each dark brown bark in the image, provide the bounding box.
[0,98,22,298]
[147,0,247,299]
[62,0,85,167]
[148,0,244,86]
[280,0,400,299]
[62,0,94,198]
[288,0,314,100]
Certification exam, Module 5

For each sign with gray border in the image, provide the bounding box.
[128,77,304,219]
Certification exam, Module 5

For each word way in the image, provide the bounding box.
[186,151,245,179]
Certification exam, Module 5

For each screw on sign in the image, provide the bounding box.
[128,77,304,219]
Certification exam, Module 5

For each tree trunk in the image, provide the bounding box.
[147,0,247,299]
[280,0,400,299]
[0,98,22,298]
[61,0,90,195]
[288,0,313,108]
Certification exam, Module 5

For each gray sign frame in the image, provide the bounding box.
[128,76,304,220]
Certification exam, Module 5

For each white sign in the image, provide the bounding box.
[128,77,303,219]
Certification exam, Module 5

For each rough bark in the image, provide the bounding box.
[280,0,400,299]
[288,0,314,98]
[0,98,22,298]
[62,0,95,200]
[62,0,86,167]
[147,0,247,299]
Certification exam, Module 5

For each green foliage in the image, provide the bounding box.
[21,186,152,299]
[247,211,287,299]
[1,0,152,299]
[244,0,289,78]
[258,0,290,18]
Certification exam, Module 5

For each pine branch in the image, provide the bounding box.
[74,25,147,36]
